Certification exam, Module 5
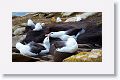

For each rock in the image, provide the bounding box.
[40,56,51,61]
[65,17,78,22]
[12,47,20,53]
[65,12,98,22]
[12,35,26,47]
[77,48,92,52]
[12,26,21,32]
[12,52,39,62]
[47,55,54,59]
[46,13,54,18]
[38,60,47,62]
[19,35,26,41]
[63,49,102,62]
[13,27,25,35]
[76,12,97,20]
[61,12,74,17]
[33,13,39,17]
[42,55,53,60]
[12,16,18,19]
[34,55,54,61]
[20,23,27,27]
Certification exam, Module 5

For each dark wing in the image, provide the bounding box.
[77,26,102,47]
[30,43,46,54]
[53,41,66,48]
[21,30,45,44]
[66,28,83,36]
[49,37,62,44]
[24,25,35,33]
[48,25,74,32]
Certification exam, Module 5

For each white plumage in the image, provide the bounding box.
[49,31,68,41]
[49,28,85,41]
[56,17,62,22]
[16,35,50,56]
[40,34,50,54]
[27,19,35,27]
[56,36,78,53]
[33,23,42,31]
[76,16,82,21]
[16,42,38,56]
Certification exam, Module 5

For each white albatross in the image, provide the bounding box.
[27,19,35,29]
[49,28,85,41]
[16,34,50,56]
[27,19,45,31]
[33,23,43,31]
[56,36,78,53]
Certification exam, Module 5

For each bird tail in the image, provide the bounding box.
[75,28,85,39]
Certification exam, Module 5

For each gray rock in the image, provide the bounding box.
[41,55,53,60]
[13,27,25,35]
[65,12,98,22]
[65,17,77,22]
[61,12,74,17]
[20,23,27,27]
[12,35,26,47]
[12,26,21,32]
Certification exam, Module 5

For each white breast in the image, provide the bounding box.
[59,35,70,41]
[56,37,78,53]
[56,17,62,22]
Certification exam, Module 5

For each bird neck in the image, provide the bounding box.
[43,37,50,47]
[43,41,50,49]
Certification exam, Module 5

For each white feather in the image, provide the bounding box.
[49,29,85,41]
[76,16,82,21]
[40,36,50,54]
[56,17,62,22]
[16,42,37,56]
[56,36,78,53]
[27,19,35,26]
[16,35,50,56]
[33,23,42,31]
[49,31,66,38]
[59,35,70,41]
[75,28,85,39]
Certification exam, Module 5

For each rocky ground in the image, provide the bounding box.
[12,12,102,62]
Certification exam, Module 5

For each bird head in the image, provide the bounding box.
[49,31,66,38]
[27,19,35,26]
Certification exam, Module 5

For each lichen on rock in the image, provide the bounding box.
[63,49,102,62]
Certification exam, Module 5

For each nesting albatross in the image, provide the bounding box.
[16,34,50,56]
[56,36,78,53]
[51,36,78,62]
[25,19,45,33]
